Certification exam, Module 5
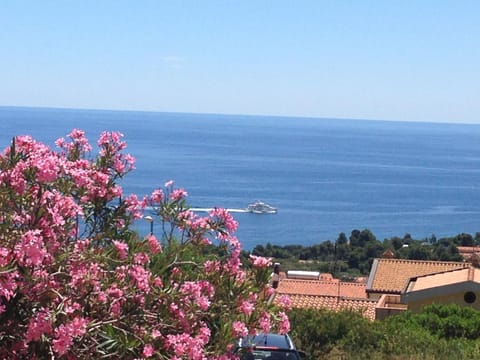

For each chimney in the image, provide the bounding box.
[271,263,280,289]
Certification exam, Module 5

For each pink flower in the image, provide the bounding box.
[74,239,90,253]
[67,128,92,152]
[204,260,220,274]
[197,323,211,344]
[35,154,59,182]
[152,276,163,288]
[55,137,65,148]
[110,302,122,317]
[150,188,164,203]
[14,230,47,267]
[97,130,124,148]
[124,194,142,219]
[52,317,88,356]
[97,291,107,304]
[209,208,238,233]
[180,281,214,311]
[52,330,72,356]
[264,286,275,298]
[239,300,255,316]
[258,312,271,333]
[277,295,292,310]
[277,311,290,334]
[249,255,272,268]
[124,153,136,170]
[232,321,248,338]
[165,333,205,359]
[143,344,155,357]
[107,284,124,298]
[134,252,150,265]
[70,317,88,337]
[0,247,11,267]
[64,301,81,314]
[170,188,188,201]
[225,253,241,275]
[129,265,151,293]
[236,270,247,283]
[25,310,52,342]
[113,240,129,260]
[164,180,174,188]
[196,296,211,311]
[147,234,162,254]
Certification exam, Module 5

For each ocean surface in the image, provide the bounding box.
[1,106,480,250]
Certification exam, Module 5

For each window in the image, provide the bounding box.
[464,291,476,304]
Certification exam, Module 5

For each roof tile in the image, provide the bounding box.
[456,246,480,260]
[278,294,377,321]
[406,266,480,292]
[367,258,468,294]
[277,278,367,299]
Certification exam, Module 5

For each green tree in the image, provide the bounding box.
[288,308,381,359]
[288,305,480,360]
[337,232,348,246]
[453,233,474,246]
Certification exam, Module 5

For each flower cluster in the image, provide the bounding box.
[0,129,287,359]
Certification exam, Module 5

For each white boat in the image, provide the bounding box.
[246,201,278,214]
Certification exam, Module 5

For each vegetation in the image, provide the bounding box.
[288,304,480,359]
[0,130,288,359]
[251,229,477,277]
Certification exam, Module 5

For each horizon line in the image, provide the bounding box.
[1,104,478,126]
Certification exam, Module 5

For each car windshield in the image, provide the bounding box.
[238,349,300,360]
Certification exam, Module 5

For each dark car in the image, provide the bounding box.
[234,333,306,360]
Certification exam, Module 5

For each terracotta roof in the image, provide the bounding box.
[279,294,377,321]
[457,246,480,259]
[366,258,468,294]
[456,246,480,254]
[277,278,367,299]
[382,249,395,259]
[405,266,480,292]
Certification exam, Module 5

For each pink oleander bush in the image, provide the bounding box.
[0,130,289,359]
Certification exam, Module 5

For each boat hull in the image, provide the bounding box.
[246,201,278,214]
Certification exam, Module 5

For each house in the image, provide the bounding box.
[274,258,480,321]
[274,271,377,320]
[366,258,468,299]
[456,245,480,262]
[401,266,480,312]
[367,258,480,319]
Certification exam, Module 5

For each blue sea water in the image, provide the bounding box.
[1,106,480,250]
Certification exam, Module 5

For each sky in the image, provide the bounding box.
[1,1,479,123]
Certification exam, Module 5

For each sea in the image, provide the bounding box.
[1,106,480,250]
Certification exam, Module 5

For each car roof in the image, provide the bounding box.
[238,333,295,350]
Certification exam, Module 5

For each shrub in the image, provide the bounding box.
[288,304,480,359]
[287,308,382,359]
[0,130,287,359]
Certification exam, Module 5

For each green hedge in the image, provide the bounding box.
[288,304,480,359]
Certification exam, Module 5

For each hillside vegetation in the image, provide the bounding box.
[250,229,476,278]
[288,304,480,359]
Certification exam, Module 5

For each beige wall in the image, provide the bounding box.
[375,294,407,320]
[407,291,480,312]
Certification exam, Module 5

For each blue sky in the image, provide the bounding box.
[1,1,479,123]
